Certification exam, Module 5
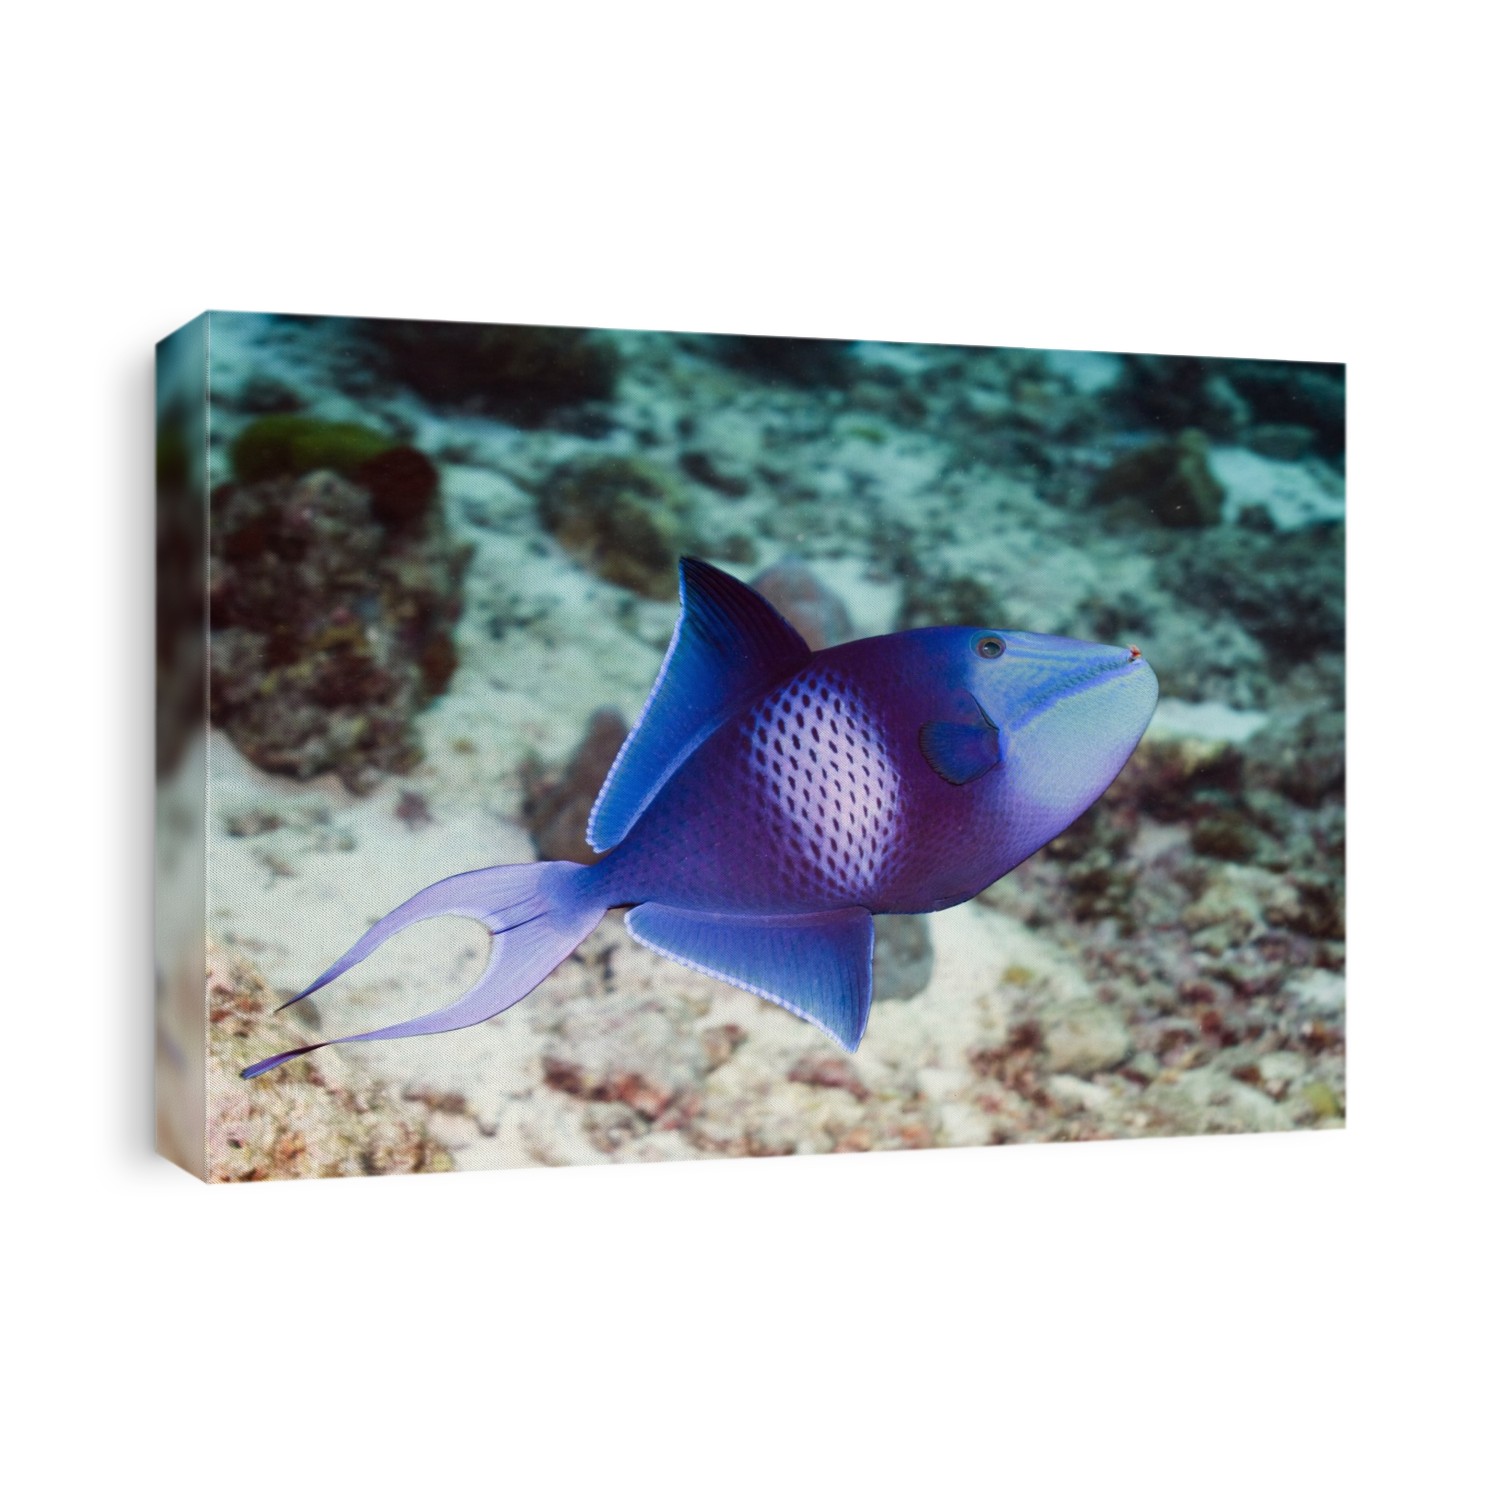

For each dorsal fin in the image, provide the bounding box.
[587,557,811,852]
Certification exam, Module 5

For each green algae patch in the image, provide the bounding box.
[231,414,395,484]
[1301,1079,1344,1121]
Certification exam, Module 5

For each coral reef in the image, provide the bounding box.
[1225,359,1346,458]
[706,333,855,388]
[1245,706,1346,808]
[1111,354,1345,458]
[208,466,470,789]
[192,317,1345,1177]
[895,566,1003,632]
[1155,521,1344,663]
[1111,353,1251,439]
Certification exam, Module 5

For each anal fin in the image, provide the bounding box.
[625,903,875,1051]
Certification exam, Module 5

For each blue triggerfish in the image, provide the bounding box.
[243,559,1157,1078]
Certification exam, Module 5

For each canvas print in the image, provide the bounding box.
[155,315,1345,1182]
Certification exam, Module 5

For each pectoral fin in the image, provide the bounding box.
[625,903,875,1051]
[918,706,1002,786]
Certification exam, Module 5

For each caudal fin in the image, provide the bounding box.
[241,862,606,1080]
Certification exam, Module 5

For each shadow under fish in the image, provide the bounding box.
[244,558,1157,1078]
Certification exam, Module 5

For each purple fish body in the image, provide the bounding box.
[244,559,1157,1077]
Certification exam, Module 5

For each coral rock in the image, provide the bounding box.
[207,947,452,1181]
[896,568,1001,632]
[1156,523,1344,663]
[539,1008,701,1126]
[787,1054,870,1100]
[1246,423,1316,461]
[750,557,854,650]
[520,708,630,863]
[680,448,752,498]
[1090,431,1225,528]
[363,318,620,426]
[209,469,470,789]
[1145,1065,1294,1134]
[1245,708,1346,807]
[358,445,440,528]
[711,334,854,388]
[1224,361,1345,457]
[1109,732,1244,824]
[1112,354,1251,439]
[1040,999,1133,1077]
[872,913,935,1002]
[537,455,696,599]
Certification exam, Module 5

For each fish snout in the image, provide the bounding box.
[986,630,1158,809]
[1106,644,1159,737]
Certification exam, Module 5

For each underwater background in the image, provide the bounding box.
[158,314,1345,1180]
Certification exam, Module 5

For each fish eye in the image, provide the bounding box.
[973,635,1005,659]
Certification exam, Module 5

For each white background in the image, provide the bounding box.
[5,4,1492,1496]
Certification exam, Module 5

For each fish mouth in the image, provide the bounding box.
[996,637,1153,731]
[993,643,1159,824]
[1084,643,1156,694]
[1108,645,1158,697]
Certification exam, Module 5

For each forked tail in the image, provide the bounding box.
[241,862,608,1080]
